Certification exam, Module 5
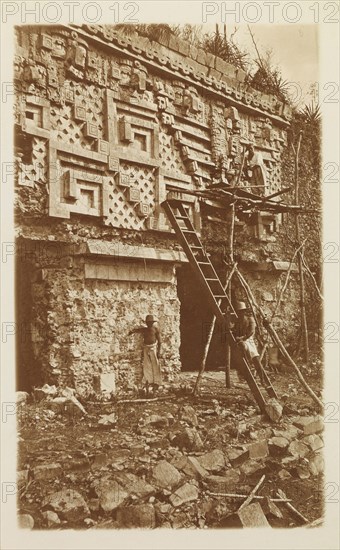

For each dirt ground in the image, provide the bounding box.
[17,365,324,530]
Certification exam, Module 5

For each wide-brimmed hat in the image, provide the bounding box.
[235,301,247,311]
[145,314,156,324]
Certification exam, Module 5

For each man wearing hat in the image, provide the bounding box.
[233,301,265,383]
[128,315,162,395]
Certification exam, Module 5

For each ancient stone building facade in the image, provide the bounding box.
[15,24,300,395]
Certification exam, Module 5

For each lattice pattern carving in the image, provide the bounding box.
[159,131,186,176]
[50,83,104,149]
[18,138,47,187]
[267,162,282,195]
[106,164,155,229]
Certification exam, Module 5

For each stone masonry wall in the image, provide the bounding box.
[15,24,300,391]
[16,242,181,395]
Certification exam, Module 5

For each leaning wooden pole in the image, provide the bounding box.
[293,132,309,361]
[235,267,323,410]
[260,239,306,361]
[225,203,236,389]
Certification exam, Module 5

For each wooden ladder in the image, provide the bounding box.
[162,199,279,418]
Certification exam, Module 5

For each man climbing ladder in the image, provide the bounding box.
[232,301,265,384]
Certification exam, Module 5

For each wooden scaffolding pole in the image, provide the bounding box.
[259,239,306,361]
[292,131,309,361]
[225,203,235,388]
[235,267,323,410]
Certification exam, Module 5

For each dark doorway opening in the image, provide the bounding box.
[16,253,43,391]
[176,264,227,372]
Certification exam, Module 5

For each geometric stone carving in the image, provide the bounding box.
[136,203,151,218]
[127,187,140,203]
[117,115,159,159]
[63,168,108,216]
[84,121,99,139]
[97,139,109,155]
[117,173,132,188]
[38,33,53,51]
[17,137,47,188]
[119,116,133,142]
[49,149,109,219]
[74,105,87,122]
[21,96,50,135]
[108,156,119,172]
[105,164,156,231]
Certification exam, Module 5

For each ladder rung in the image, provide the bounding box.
[190,246,204,250]
[206,278,219,281]
[175,215,191,221]
[214,295,227,299]
[183,230,197,234]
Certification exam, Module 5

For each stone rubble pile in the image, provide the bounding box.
[17,396,324,529]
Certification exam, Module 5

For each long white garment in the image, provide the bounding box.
[142,343,162,385]
[242,336,259,359]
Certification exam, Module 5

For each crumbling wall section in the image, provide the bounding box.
[16,242,181,395]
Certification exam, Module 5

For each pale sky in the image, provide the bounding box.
[206,24,319,107]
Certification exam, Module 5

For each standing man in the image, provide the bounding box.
[128,314,162,396]
[246,144,267,193]
[233,301,265,383]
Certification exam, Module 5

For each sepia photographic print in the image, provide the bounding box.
[1,1,339,549]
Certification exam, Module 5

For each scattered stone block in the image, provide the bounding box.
[265,399,283,422]
[48,396,87,417]
[143,414,169,428]
[16,391,29,404]
[66,457,91,473]
[228,448,249,467]
[169,483,199,507]
[114,472,156,498]
[288,440,309,459]
[296,464,310,479]
[240,460,266,477]
[33,463,62,480]
[235,502,270,528]
[151,460,181,489]
[268,436,289,456]
[96,480,129,512]
[262,497,283,519]
[98,412,117,426]
[293,415,324,435]
[302,434,324,451]
[273,425,302,441]
[198,449,225,473]
[18,514,34,529]
[42,510,61,527]
[171,455,208,479]
[116,504,156,528]
[248,440,269,459]
[278,469,292,480]
[205,469,240,492]
[171,427,203,451]
[42,489,90,521]
[308,452,324,476]
[178,405,198,427]
[34,384,57,401]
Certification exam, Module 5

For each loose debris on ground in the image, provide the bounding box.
[17,370,324,530]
